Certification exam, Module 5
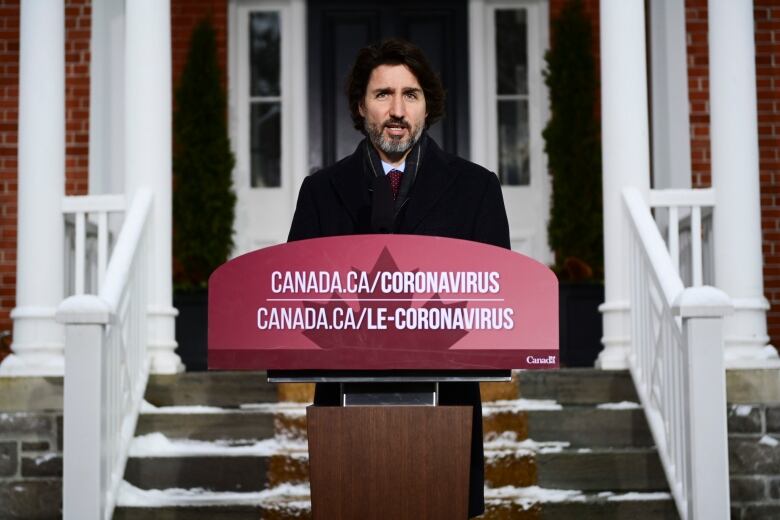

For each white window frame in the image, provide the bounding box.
[228,0,308,254]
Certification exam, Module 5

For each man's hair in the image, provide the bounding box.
[346,38,446,132]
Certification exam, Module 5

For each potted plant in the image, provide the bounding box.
[542,0,604,367]
[172,19,236,371]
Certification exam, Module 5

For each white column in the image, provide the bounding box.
[597,0,652,369]
[709,0,779,368]
[125,0,182,373]
[1,0,66,376]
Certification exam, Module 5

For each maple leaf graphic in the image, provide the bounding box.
[302,246,469,350]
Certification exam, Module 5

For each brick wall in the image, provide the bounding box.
[171,0,228,92]
[0,0,19,360]
[755,3,780,350]
[685,0,711,188]
[65,0,90,196]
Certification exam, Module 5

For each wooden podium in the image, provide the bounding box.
[269,371,509,520]
[307,405,471,520]
[209,236,560,518]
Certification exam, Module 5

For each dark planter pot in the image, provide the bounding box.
[559,282,604,367]
[174,288,208,371]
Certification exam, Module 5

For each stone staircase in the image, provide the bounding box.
[112,369,679,519]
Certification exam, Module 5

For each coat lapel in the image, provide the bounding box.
[329,142,372,226]
[401,138,460,232]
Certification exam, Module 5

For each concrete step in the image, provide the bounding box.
[124,456,269,492]
[135,411,276,441]
[123,447,666,493]
[269,403,653,448]
[526,407,652,447]
[112,490,677,520]
[518,369,638,404]
[145,371,276,407]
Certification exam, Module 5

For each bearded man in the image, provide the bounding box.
[288,38,510,519]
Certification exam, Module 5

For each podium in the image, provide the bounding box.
[208,236,558,519]
[270,370,509,520]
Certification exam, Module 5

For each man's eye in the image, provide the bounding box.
[404,92,419,100]
[376,92,388,99]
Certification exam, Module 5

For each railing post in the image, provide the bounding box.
[57,295,112,520]
[672,286,732,520]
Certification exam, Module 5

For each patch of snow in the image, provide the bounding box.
[577,448,593,453]
[597,491,614,498]
[483,399,562,415]
[759,435,779,448]
[239,402,307,416]
[140,401,307,416]
[116,481,311,508]
[596,401,641,410]
[128,432,307,458]
[140,401,231,414]
[732,405,753,417]
[484,431,569,456]
[33,453,57,465]
[606,491,672,502]
[484,485,585,509]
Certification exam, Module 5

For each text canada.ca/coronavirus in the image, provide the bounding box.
[271,270,501,295]
[256,306,514,331]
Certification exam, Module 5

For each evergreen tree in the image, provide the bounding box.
[542,0,603,280]
[173,19,236,288]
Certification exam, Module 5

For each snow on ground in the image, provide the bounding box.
[140,400,306,417]
[117,480,671,509]
[140,401,228,414]
[239,402,307,416]
[759,435,779,447]
[596,401,641,410]
[484,431,569,457]
[732,404,753,417]
[485,485,585,510]
[482,398,562,414]
[116,481,311,508]
[602,491,672,502]
[128,432,307,458]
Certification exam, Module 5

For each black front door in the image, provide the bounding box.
[308,0,469,170]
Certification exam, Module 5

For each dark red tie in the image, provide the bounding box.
[388,169,403,200]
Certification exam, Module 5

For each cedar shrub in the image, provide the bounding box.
[542,0,603,280]
[173,19,236,288]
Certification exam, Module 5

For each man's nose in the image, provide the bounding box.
[389,95,406,119]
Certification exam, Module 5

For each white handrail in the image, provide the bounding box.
[62,194,126,295]
[623,187,731,520]
[58,188,152,520]
[648,188,714,287]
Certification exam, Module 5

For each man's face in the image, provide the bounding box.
[359,64,428,163]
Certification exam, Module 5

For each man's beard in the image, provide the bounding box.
[364,117,424,156]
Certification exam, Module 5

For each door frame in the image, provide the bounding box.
[227,0,309,255]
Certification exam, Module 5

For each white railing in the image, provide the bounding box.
[648,188,715,287]
[623,187,731,520]
[57,189,153,520]
[62,194,126,295]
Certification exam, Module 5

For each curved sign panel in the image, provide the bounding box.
[208,235,558,370]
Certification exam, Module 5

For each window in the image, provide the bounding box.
[248,11,282,187]
[495,9,530,186]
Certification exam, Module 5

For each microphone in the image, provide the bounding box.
[371,175,395,233]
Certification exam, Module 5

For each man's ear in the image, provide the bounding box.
[358,101,366,118]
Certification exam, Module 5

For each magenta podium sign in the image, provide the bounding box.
[208,235,558,370]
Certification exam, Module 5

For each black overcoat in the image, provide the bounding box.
[288,137,511,518]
